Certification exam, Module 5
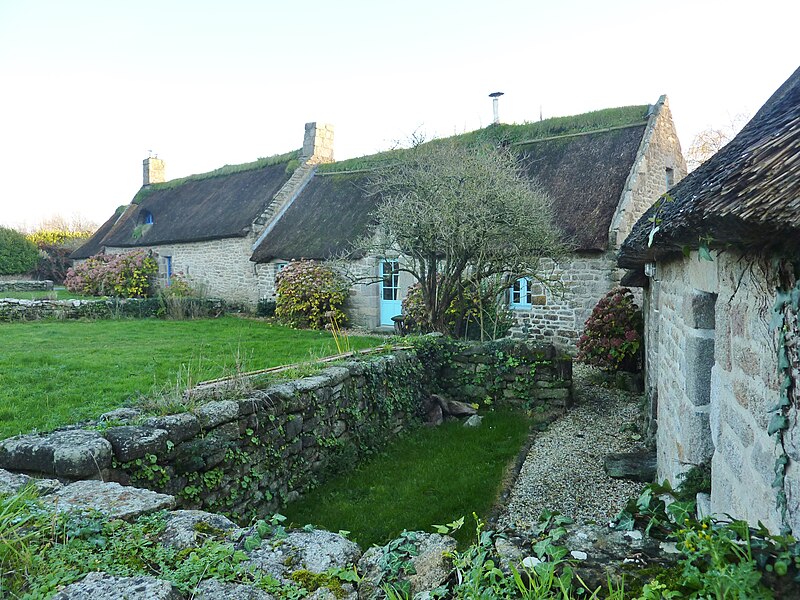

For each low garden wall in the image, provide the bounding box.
[0,279,53,292]
[0,339,572,523]
[0,297,235,322]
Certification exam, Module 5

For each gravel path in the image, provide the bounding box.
[498,366,647,530]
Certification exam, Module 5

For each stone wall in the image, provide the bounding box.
[0,297,233,322]
[0,340,571,524]
[416,338,573,414]
[0,279,53,292]
[107,236,260,305]
[643,250,787,532]
[509,253,618,351]
[610,96,687,249]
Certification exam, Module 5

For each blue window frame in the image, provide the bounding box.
[142,210,154,225]
[165,256,172,286]
[510,278,532,308]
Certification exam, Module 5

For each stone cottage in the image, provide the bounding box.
[75,98,684,346]
[617,66,800,533]
[71,123,336,303]
[249,97,685,343]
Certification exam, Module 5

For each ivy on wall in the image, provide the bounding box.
[769,259,799,534]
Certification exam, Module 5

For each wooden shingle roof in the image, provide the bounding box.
[619,66,800,269]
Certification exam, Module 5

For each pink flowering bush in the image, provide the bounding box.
[64,250,158,298]
[577,287,643,372]
[275,260,349,329]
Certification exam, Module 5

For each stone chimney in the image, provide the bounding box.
[143,157,165,186]
[302,123,334,164]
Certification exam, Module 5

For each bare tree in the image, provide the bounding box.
[686,114,749,171]
[359,139,564,336]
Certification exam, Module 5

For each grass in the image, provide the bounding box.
[317,105,649,174]
[0,289,100,301]
[0,317,383,439]
[282,408,531,549]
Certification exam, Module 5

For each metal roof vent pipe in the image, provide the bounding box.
[489,91,504,125]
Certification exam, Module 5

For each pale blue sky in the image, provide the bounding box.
[0,0,797,228]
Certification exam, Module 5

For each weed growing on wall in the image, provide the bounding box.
[275,260,349,330]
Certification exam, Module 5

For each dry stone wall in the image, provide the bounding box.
[0,279,53,291]
[0,340,571,524]
[0,297,233,322]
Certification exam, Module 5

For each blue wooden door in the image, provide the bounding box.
[379,260,402,326]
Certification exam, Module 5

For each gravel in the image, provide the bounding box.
[498,365,647,530]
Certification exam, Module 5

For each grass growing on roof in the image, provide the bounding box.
[0,317,382,439]
[132,149,301,204]
[317,105,649,174]
[283,408,531,548]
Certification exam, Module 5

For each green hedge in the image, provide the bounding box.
[0,227,39,276]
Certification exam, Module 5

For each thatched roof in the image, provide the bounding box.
[252,112,651,262]
[515,124,647,251]
[101,162,292,247]
[619,66,800,270]
[70,208,125,259]
[250,173,374,262]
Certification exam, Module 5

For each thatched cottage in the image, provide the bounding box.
[75,98,684,347]
[618,66,800,533]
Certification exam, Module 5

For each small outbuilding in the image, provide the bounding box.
[618,66,800,533]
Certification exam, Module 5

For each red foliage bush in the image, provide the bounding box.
[576,287,643,372]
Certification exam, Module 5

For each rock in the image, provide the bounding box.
[0,429,112,478]
[246,529,361,583]
[0,467,62,496]
[104,426,170,462]
[603,452,656,482]
[159,510,240,550]
[98,407,143,424]
[425,403,443,427]
[193,578,274,599]
[194,400,239,430]
[307,586,356,600]
[444,399,477,418]
[52,480,175,520]
[463,415,483,428]
[51,572,182,599]
[560,524,678,591]
[696,492,712,520]
[357,532,456,599]
[142,413,201,443]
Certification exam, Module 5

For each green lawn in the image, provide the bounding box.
[283,409,531,548]
[0,317,383,439]
[0,288,99,301]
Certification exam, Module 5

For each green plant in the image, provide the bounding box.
[577,287,643,373]
[0,226,39,276]
[275,260,350,330]
[64,249,158,298]
[257,297,277,317]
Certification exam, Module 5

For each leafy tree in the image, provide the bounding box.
[360,140,563,336]
[0,226,39,276]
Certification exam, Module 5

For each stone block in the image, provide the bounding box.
[52,572,182,600]
[0,467,62,496]
[683,333,714,406]
[0,429,112,478]
[104,426,169,463]
[52,480,175,520]
[194,400,239,430]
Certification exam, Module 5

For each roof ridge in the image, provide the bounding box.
[510,122,647,147]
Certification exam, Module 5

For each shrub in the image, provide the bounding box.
[30,244,72,283]
[577,287,643,372]
[64,250,158,298]
[401,281,513,340]
[0,227,39,275]
[275,260,349,329]
[256,298,277,317]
